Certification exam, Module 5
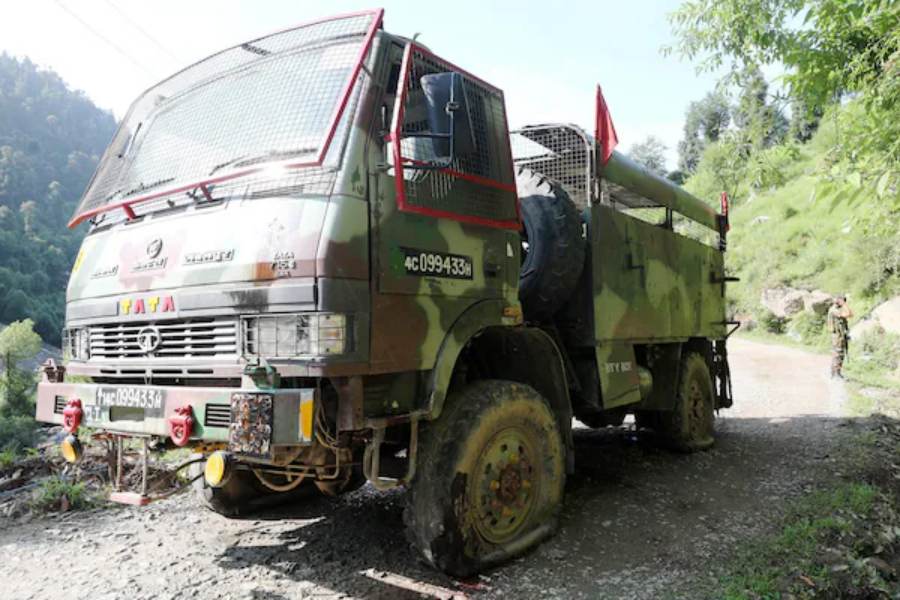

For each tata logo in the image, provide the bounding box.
[120,295,175,315]
[146,238,163,259]
[136,325,162,354]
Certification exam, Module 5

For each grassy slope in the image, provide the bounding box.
[711,130,898,324]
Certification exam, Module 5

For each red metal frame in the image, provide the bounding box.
[387,43,520,230]
[69,9,384,228]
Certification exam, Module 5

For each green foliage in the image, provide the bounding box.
[789,311,828,346]
[627,135,668,176]
[733,64,788,150]
[0,54,116,345]
[720,482,882,599]
[0,447,15,469]
[0,319,41,418]
[0,414,37,452]
[758,310,787,334]
[677,91,731,173]
[32,476,92,512]
[684,133,748,202]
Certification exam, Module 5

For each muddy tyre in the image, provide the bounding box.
[657,352,715,452]
[405,380,565,577]
[516,167,585,321]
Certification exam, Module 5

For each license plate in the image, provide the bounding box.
[94,386,167,419]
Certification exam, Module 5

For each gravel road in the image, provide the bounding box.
[0,338,854,599]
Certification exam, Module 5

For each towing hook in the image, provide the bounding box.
[168,405,195,447]
[62,398,83,433]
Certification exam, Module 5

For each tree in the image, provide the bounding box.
[677,92,731,173]
[628,136,669,176]
[0,319,42,417]
[733,65,787,150]
[665,0,899,108]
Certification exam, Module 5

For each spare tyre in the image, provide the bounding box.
[516,166,585,320]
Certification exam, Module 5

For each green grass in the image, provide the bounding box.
[719,483,880,599]
[31,476,93,512]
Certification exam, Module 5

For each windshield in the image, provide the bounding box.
[72,10,382,226]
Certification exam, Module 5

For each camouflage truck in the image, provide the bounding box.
[34,10,734,576]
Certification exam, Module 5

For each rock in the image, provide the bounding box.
[804,290,833,315]
[761,287,807,318]
[872,296,900,336]
[850,318,884,340]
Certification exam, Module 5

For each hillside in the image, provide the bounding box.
[0,54,116,345]
[680,105,900,387]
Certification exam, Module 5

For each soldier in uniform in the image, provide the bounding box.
[827,295,853,378]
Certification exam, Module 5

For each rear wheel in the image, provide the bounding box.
[405,380,565,577]
[657,352,715,452]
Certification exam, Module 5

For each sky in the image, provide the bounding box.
[0,0,722,170]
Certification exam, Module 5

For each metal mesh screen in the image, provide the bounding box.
[391,45,518,228]
[510,125,593,210]
[73,11,381,225]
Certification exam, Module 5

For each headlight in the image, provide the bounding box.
[63,328,90,361]
[242,313,349,358]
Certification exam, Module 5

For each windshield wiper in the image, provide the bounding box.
[208,147,318,176]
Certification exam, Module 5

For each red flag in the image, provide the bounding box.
[595,85,619,165]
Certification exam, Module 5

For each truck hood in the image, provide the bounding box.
[68,196,328,303]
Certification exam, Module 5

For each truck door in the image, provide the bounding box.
[368,42,522,372]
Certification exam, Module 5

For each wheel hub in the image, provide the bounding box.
[471,428,537,544]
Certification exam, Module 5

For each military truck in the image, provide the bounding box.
[35,9,733,576]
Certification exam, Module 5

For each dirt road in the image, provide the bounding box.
[0,338,853,599]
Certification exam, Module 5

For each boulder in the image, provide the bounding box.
[761,287,807,318]
[850,318,884,340]
[804,290,833,315]
[872,296,900,336]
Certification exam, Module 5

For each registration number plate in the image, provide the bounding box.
[88,386,167,422]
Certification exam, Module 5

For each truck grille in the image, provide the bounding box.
[204,403,232,428]
[89,317,239,360]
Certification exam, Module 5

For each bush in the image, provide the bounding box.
[32,476,92,512]
[855,329,900,373]
[790,311,828,346]
[0,414,37,452]
[759,310,787,334]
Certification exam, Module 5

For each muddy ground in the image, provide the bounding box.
[0,339,870,599]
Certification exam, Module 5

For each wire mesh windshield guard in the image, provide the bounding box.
[387,43,520,230]
[510,124,594,210]
[70,9,384,228]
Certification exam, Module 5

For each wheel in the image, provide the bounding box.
[405,380,565,577]
[516,166,585,321]
[189,456,315,517]
[657,352,715,452]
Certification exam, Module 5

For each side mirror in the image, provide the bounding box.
[420,72,476,159]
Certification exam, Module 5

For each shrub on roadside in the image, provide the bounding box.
[855,329,900,373]
[31,476,91,512]
[0,414,37,453]
[790,311,828,347]
[758,310,787,334]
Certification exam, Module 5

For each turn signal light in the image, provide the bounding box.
[60,435,83,463]
[204,451,233,488]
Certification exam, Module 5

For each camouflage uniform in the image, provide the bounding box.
[827,303,850,377]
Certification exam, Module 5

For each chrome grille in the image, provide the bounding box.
[89,317,239,360]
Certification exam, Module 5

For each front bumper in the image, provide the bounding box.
[36,380,316,449]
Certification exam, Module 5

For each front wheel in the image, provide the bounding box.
[405,380,565,577]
